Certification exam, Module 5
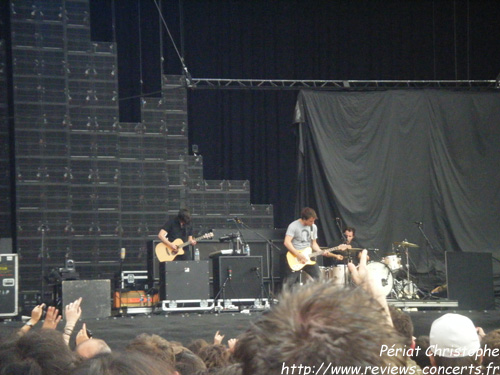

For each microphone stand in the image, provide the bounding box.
[228,218,246,254]
[212,273,231,312]
[335,218,351,283]
[38,224,49,304]
[253,266,268,307]
[118,248,125,316]
[415,222,436,274]
[335,218,347,243]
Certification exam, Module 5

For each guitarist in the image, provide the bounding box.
[157,209,197,261]
[284,207,343,286]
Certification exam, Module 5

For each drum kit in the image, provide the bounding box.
[320,240,421,299]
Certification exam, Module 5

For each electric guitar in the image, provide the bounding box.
[286,246,342,271]
[155,232,214,262]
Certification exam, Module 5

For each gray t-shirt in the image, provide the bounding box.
[286,219,318,250]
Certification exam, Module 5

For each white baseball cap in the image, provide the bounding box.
[429,313,480,358]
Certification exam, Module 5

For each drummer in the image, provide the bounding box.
[323,227,361,265]
[338,227,367,265]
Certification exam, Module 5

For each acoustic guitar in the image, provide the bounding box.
[286,246,341,271]
[155,232,214,262]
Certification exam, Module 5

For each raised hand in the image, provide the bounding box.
[41,306,62,330]
[214,330,225,345]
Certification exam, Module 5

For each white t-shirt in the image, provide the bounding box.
[286,219,317,250]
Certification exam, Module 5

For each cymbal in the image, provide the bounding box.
[393,241,419,248]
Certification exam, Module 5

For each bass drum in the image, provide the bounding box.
[365,262,394,297]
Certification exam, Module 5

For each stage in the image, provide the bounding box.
[1,306,499,351]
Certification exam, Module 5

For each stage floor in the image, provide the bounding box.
[1,308,500,351]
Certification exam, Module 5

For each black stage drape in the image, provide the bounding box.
[294,90,500,275]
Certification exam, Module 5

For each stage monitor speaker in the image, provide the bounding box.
[213,256,263,300]
[446,251,494,310]
[0,254,18,317]
[62,280,111,319]
[160,261,210,300]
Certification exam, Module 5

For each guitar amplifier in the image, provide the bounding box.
[0,254,18,317]
[160,261,210,300]
[213,256,263,300]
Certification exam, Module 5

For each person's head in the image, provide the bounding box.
[76,338,112,359]
[210,363,242,375]
[187,338,209,355]
[481,329,500,369]
[234,282,406,375]
[428,313,482,372]
[175,348,207,375]
[300,207,317,226]
[389,306,414,348]
[344,227,355,242]
[125,334,175,367]
[413,335,431,369]
[197,344,231,370]
[177,208,191,225]
[0,329,78,375]
[70,351,176,375]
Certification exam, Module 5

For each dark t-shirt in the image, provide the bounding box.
[160,218,193,260]
[325,238,362,266]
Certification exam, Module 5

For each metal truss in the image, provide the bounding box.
[188,78,499,90]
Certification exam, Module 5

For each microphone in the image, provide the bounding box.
[228,267,232,281]
[414,221,423,226]
[251,267,260,272]
[335,217,340,221]
[120,247,126,260]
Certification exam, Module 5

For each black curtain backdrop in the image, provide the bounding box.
[295,90,500,276]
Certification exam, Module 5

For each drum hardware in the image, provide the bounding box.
[392,239,419,299]
[392,241,419,248]
[393,279,420,299]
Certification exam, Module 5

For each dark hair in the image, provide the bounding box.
[481,329,500,368]
[0,329,78,375]
[413,335,431,369]
[70,351,176,375]
[234,282,406,375]
[187,338,210,355]
[125,334,175,367]
[300,207,317,220]
[178,208,191,225]
[175,348,207,374]
[197,344,231,369]
[389,306,414,347]
[344,227,356,236]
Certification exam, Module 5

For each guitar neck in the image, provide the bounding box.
[309,246,339,259]
[177,234,208,249]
